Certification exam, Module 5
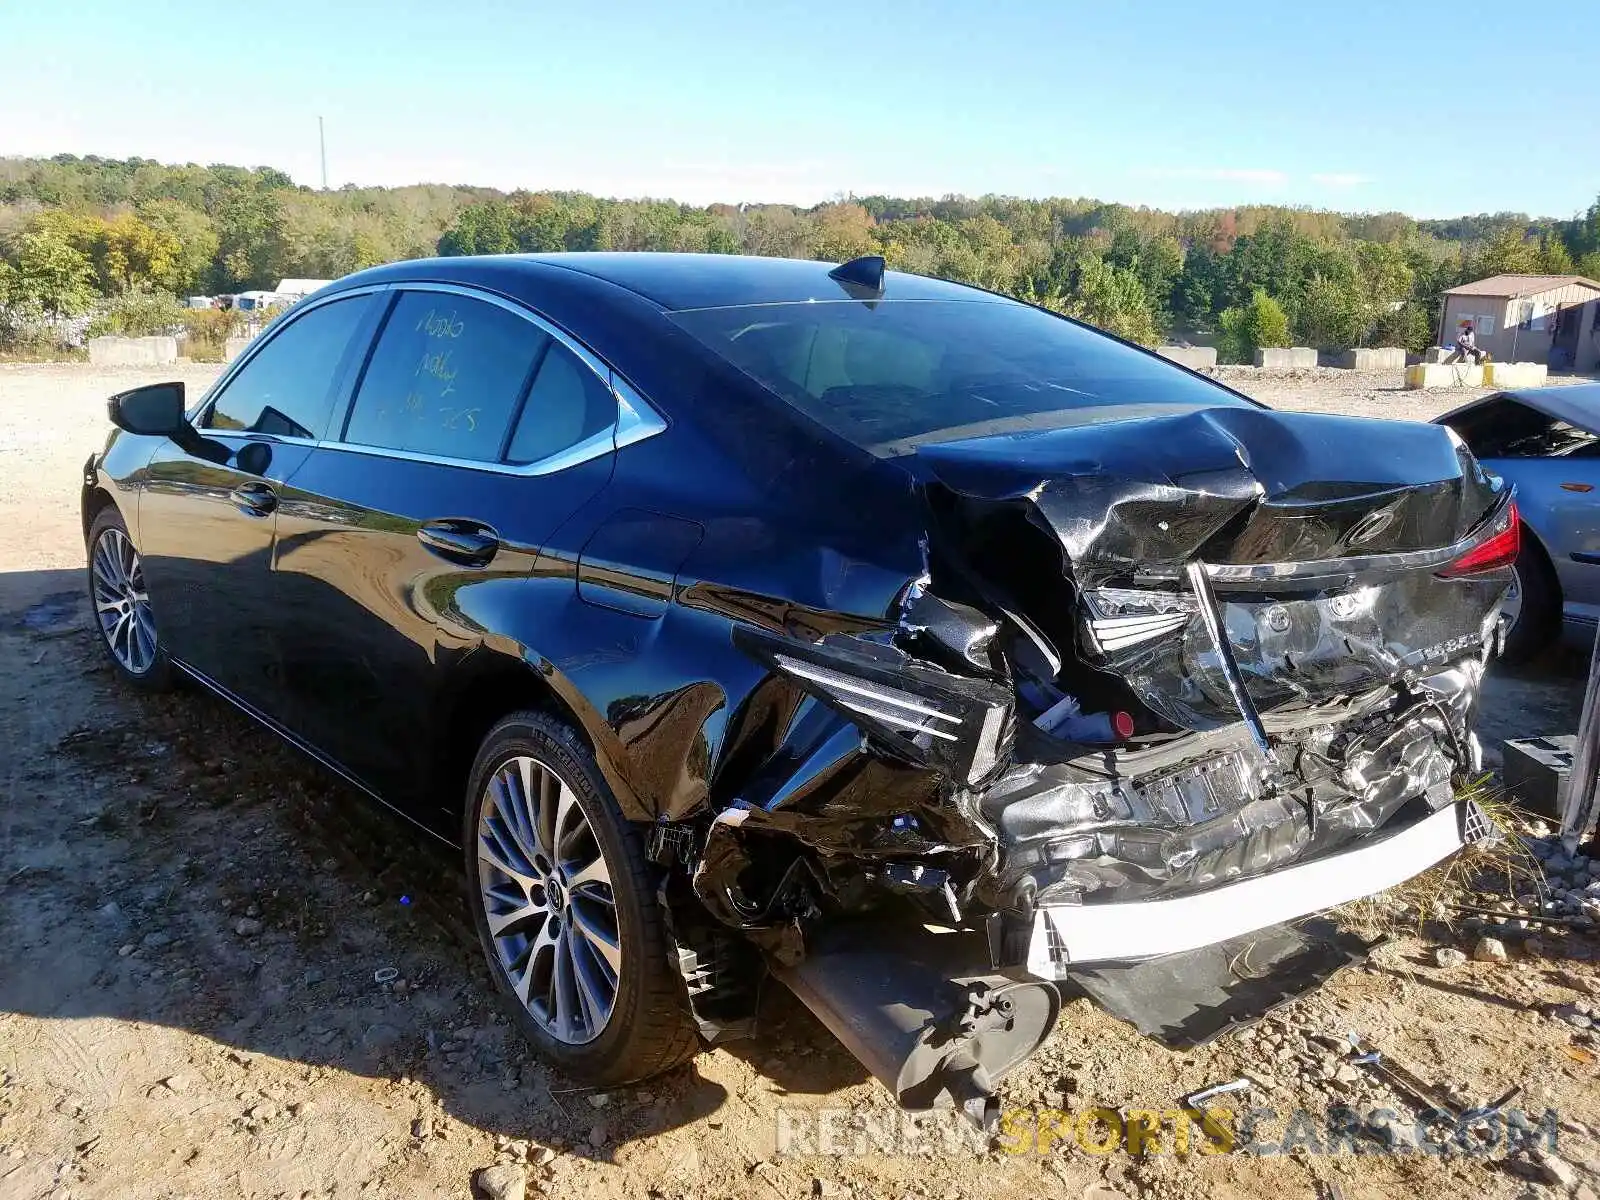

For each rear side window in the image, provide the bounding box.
[505,341,617,464]
[343,292,547,462]
[203,295,367,439]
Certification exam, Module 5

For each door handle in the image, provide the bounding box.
[418,519,500,567]
[230,481,278,517]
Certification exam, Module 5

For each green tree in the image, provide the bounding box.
[0,217,97,321]
[94,211,182,293]
[1217,289,1290,363]
[137,199,218,295]
[1471,228,1541,277]
[213,186,287,289]
[438,201,518,256]
[1055,255,1160,346]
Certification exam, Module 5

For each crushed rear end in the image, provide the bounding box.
[698,404,1513,1121]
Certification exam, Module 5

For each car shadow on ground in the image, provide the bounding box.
[0,567,871,1161]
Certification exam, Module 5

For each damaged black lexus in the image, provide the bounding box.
[83,252,1513,1121]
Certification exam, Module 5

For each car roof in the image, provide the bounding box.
[1435,383,1600,438]
[340,252,1010,312]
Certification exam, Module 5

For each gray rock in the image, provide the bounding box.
[117,943,136,958]
[233,917,263,937]
[587,1121,608,1148]
[475,1164,527,1200]
[1531,1148,1579,1190]
[141,931,173,949]
[1435,947,1468,968]
[162,1074,191,1094]
[1472,937,1509,963]
[363,1023,403,1053]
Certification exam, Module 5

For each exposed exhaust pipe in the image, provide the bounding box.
[770,920,1059,1128]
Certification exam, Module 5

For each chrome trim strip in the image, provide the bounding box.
[613,377,669,450]
[194,278,670,479]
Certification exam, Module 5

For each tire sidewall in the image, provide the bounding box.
[1500,538,1559,663]
[461,712,658,1080]
[86,506,172,690]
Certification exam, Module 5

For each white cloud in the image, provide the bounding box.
[1310,172,1374,188]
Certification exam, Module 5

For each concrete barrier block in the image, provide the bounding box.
[1338,347,1407,371]
[1405,362,1485,389]
[87,335,179,367]
[1156,345,1218,371]
[223,335,254,362]
[1423,347,1451,363]
[1484,361,1548,388]
[1253,347,1317,370]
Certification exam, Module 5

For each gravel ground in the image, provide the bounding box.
[1,362,1598,1200]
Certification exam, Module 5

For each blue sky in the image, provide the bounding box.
[2,0,1595,218]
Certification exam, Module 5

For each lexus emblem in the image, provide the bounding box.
[1346,510,1396,548]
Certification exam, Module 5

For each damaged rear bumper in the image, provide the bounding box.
[1026,797,1492,972]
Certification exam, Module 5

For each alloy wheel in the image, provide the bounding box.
[476,755,622,1044]
[91,526,157,675]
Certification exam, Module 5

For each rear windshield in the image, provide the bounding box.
[669,299,1251,455]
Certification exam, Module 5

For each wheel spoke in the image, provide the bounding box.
[478,819,538,886]
[566,853,610,891]
[486,894,544,938]
[570,903,622,974]
[569,934,611,1031]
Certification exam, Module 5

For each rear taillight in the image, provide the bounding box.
[1438,502,1519,578]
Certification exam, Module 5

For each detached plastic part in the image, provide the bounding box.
[1034,694,1134,743]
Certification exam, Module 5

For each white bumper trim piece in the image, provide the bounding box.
[1027,802,1472,973]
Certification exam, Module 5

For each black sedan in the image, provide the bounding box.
[84,252,1513,1119]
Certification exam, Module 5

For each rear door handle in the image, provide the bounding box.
[417,519,500,567]
[230,481,278,517]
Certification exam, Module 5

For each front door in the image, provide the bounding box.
[138,292,377,713]
[269,286,620,818]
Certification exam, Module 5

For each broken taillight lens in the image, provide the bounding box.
[1437,502,1519,578]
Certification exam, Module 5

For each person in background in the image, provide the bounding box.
[1448,321,1486,364]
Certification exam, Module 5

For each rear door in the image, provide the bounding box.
[138,291,377,711]
[269,284,621,814]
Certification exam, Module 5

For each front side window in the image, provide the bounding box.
[203,295,368,439]
[343,292,549,462]
[670,299,1253,456]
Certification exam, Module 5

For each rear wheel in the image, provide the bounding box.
[463,710,699,1084]
[87,506,174,690]
[1499,535,1561,664]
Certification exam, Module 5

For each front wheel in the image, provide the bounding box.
[462,710,699,1084]
[86,506,174,690]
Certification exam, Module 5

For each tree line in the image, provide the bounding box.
[4,153,1599,360]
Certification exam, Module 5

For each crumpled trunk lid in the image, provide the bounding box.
[914,405,1511,730]
[914,405,1506,581]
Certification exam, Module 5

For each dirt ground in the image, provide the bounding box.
[2,362,1598,1200]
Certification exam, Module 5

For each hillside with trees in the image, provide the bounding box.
[4,153,1599,360]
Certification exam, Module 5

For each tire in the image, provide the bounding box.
[1499,534,1561,664]
[86,506,175,691]
[462,710,699,1085]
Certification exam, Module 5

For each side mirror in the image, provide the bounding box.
[108,382,188,437]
